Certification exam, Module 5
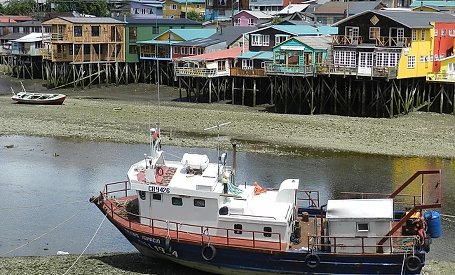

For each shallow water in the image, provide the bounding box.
[0,136,454,262]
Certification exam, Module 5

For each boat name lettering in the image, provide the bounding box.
[153,246,178,258]
[149,185,170,193]
[141,236,161,244]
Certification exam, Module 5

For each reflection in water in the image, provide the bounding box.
[0,136,454,262]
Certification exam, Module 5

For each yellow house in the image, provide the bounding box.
[397,28,434,79]
[163,0,205,19]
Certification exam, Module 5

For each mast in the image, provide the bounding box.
[204,122,232,180]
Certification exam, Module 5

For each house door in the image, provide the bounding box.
[389,28,405,46]
[358,52,373,75]
[345,26,360,45]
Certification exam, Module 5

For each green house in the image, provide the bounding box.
[268,36,332,76]
[123,17,202,63]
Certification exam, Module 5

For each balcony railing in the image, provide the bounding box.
[332,35,363,46]
[375,36,411,47]
[316,64,398,79]
[230,67,266,77]
[265,63,314,76]
[426,72,455,82]
[175,67,218,78]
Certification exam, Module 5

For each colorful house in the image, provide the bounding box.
[138,28,216,61]
[331,10,455,78]
[11,32,49,56]
[266,36,332,76]
[410,1,455,14]
[426,22,455,81]
[130,0,164,18]
[123,17,202,63]
[41,17,125,63]
[232,10,272,27]
[205,0,234,20]
[163,0,205,19]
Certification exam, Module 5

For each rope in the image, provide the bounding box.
[0,212,78,257]
[0,200,87,211]
[400,251,407,275]
[441,213,455,219]
[61,214,107,275]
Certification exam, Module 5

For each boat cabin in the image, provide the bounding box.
[326,199,394,253]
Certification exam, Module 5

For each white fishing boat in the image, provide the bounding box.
[91,121,443,274]
[11,82,66,105]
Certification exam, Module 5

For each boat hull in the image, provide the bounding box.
[11,94,66,105]
[95,202,425,275]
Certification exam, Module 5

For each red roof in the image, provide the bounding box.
[0,16,33,22]
[180,47,244,61]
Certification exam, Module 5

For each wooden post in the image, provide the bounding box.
[179,78,182,101]
[270,77,274,105]
[231,77,235,105]
[242,78,245,106]
[253,79,257,107]
[361,80,366,116]
[390,81,394,118]
[440,85,444,113]
[208,78,212,103]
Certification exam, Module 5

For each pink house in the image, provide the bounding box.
[232,10,272,27]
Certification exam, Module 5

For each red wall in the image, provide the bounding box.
[433,22,455,72]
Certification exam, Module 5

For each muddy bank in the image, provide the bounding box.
[1,81,454,158]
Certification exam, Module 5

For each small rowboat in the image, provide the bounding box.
[11,82,66,105]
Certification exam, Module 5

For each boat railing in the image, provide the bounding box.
[297,190,320,208]
[307,234,418,254]
[101,181,285,252]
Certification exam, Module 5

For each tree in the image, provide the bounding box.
[53,0,110,17]
[4,0,36,15]
[187,10,201,22]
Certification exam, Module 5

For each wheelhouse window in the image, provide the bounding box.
[357,223,369,232]
[172,197,183,206]
[139,191,146,200]
[74,26,82,37]
[194,199,205,207]
[234,224,242,234]
[263,226,272,237]
[152,193,162,200]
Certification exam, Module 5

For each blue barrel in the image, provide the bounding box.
[424,210,442,238]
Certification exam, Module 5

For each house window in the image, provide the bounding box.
[74,26,82,37]
[242,59,253,69]
[251,34,269,46]
[369,27,380,40]
[194,199,205,207]
[441,29,446,37]
[434,29,438,37]
[421,30,425,41]
[333,51,356,68]
[376,52,400,67]
[420,55,428,63]
[129,45,137,54]
[171,4,177,10]
[129,27,137,40]
[248,18,254,26]
[407,55,416,68]
[261,61,266,68]
[412,29,417,41]
[262,35,269,46]
[234,18,241,26]
[189,47,195,55]
[357,223,369,232]
[448,63,455,72]
[275,35,290,45]
[263,226,272,237]
[234,224,242,234]
[172,197,183,206]
[217,60,226,70]
[152,26,159,34]
[173,46,179,54]
[152,193,162,200]
[91,26,100,37]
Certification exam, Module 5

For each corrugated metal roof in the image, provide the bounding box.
[13,32,50,43]
[0,32,27,41]
[171,28,217,40]
[58,16,124,24]
[276,4,310,15]
[173,0,205,3]
[291,36,332,50]
[272,25,338,35]
[179,47,243,61]
[334,10,455,29]
[410,1,455,8]
[234,10,273,19]
[113,17,201,25]
[326,199,393,220]
[208,26,258,46]
[177,37,223,47]
[238,50,273,60]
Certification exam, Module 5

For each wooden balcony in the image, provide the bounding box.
[375,36,411,47]
[265,63,314,76]
[332,35,363,46]
[317,64,398,79]
[175,67,218,78]
[230,67,266,77]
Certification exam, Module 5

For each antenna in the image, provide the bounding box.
[204,122,232,180]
